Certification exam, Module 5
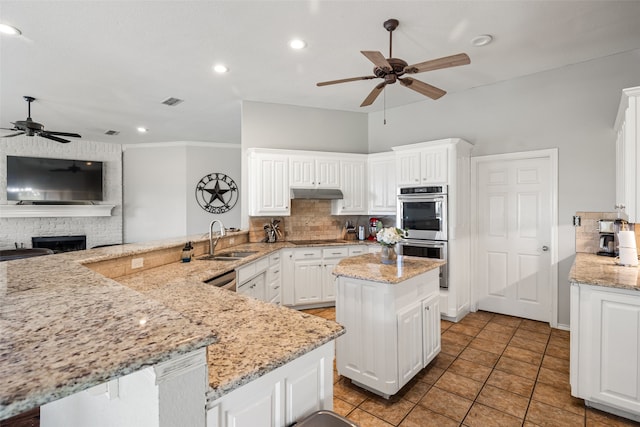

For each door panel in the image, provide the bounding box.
[477,157,552,322]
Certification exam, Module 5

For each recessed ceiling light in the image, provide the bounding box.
[213,64,229,74]
[471,34,493,47]
[289,39,307,50]
[0,23,21,36]
[137,127,148,133]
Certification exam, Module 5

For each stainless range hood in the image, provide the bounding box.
[290,188,344,200]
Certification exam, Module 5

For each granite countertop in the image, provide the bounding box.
[333,253,445,284]
[0,235,361,419]
[570,252,640,291]
[0,255,217,420]
[116,240,346,400]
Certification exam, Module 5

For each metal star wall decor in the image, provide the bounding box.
[195,173,238,214]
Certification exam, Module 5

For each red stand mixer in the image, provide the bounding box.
[367,217,380,241]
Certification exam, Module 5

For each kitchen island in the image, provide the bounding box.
[569,253,640,422]
[0,233,345,427]
[333,253,445,398]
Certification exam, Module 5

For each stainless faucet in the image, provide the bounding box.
[209,219,226,256]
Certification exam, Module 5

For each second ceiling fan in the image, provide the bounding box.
[317,19,471,107]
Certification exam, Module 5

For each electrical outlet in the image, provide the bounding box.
[229,238,235,245]
[131,258,144,269]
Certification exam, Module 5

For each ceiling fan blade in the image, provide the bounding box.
[399,77,446,100]
[39,133,70,143]
[360,82,387,107]
[404,53,471,74]
[1,131,25,138]
[361,51,392,71]
[317,76,377,87]
[44,131,82,138]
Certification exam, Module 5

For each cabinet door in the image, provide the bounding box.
[210,381,283,427]
[321,259,339,301]
[397,302,423,389]
[420,147,448,184]
[333,159,367,215]
[422,294,441,367]
[250,154,290,216]
[284,359,325,424]
[589,289,640,413]
[293,260,322,305]
[396,151,421,186]
[280,250,295,306]
[316,158,340,188]
[289,157,315,188]
[369,154,397,214]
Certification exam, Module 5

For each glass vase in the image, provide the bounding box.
[380,245,397,264]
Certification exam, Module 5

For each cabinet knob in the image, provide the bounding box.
[542,246,549,252]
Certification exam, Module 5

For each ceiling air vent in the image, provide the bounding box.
[161,97,184,106]
[104,130,120,136]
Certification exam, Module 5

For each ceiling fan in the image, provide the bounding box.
[1,96,82,143]
[317,19,471,107]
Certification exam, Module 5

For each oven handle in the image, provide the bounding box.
[400,239,446,248]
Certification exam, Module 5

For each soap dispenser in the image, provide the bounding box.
[181,241,193,262]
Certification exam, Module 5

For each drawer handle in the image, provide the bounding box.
[273,269,280,274]
[304,253,315,256]
[274,286,280,290]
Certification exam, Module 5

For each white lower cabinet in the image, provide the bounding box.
[206,342,334,427]
[336,268,440,397]
[293,249,323,305]
[571,283,640,422]
[236,255,271,303]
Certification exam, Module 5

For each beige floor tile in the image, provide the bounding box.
[448,358,493,382]
[520,319,552,335]
[441,319,454,332]
[398,379,432,404]
[494,356,540,380]
[399,405,460,427]
[513,328,550,345]
[442,330,474,346]
[502,345,544,366]
[525,400,585,426]
[440,339,467,357]
[358,397,415,425]
[545,343,570,360]
[416,364,445,385]
[508,335,548,354]
[486,369,535,398]
[468,336,508,355]
[434,371,483,400]
[458,346,500,368]
[447,322,483,337]
[333,397,355,417]
[333,377,370,406]
[418,386,473,422]
[476,328,513,344]
[532,382,585,416]
[548,333,570,348]
[346,408,395,427]
[490,314,523,328]
[541,354,570,374]
[463,402,523,427]
[537,367,570,391]
[484,321,517,336]
[476,384,530,419]
[432,352,456,370]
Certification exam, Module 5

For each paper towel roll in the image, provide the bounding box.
[618,230,637,248]
[619,246,639,266]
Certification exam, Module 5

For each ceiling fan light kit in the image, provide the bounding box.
[317,18,471,107]
[1,96,82,143]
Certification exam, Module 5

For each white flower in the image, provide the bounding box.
[376,227,407,246]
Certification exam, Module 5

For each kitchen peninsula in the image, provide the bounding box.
[569,253,640,422]
[333,253,445,398]
[0,232,344,427]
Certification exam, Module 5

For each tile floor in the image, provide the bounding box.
[302,307,639,427]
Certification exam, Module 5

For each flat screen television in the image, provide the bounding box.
[6,156,104,203]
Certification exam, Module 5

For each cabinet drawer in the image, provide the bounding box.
[269,251,281,264]
[348,246,368,256]
[267,264,281,282]
[267,280,281,300]
[255,257,270,273]
[294,248,322,259]
[322,247,349,258]
[236,263,256,283]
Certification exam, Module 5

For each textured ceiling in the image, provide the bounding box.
[1,0,640,144]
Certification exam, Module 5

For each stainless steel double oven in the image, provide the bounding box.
[397,185,448,288]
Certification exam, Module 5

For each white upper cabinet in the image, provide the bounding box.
[332,157,368,215]
[394,144,449,186]
[614,86,640,222]
[289,156,340,189]
[247,149,290,216]
[368,152,397,215]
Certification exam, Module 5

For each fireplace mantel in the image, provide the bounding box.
[0,204,116,218]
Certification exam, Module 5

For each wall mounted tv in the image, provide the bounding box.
[6,156,104,203]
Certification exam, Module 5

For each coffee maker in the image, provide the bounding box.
[597,219,615,257]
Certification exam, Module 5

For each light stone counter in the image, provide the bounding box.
[333,253,445,284]
[569,253,640,291]
[0,254,216,420]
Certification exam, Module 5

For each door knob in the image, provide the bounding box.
[542,246,549,251]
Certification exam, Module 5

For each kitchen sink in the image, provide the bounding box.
[197,251,258,261]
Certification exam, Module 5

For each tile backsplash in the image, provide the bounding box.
[575,211,639,253]
[248,199,395,243]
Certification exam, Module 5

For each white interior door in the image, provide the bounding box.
[475,153,554,322]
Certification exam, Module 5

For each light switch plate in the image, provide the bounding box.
[131,257,144,269]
